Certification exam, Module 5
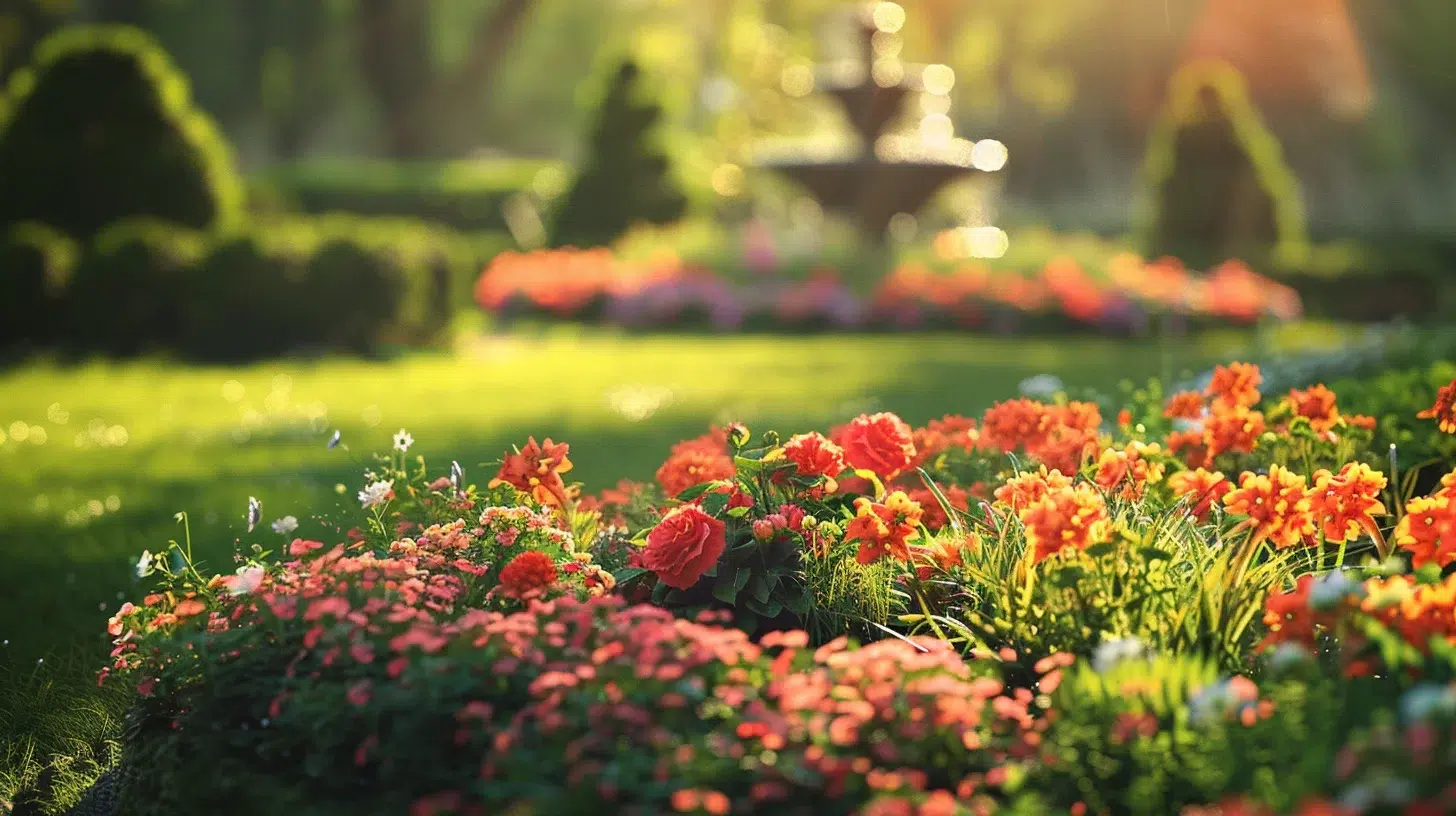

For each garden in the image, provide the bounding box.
[3,1,1456,815]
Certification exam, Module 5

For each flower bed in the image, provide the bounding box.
[95,363,1456,815]
[474,248,1303,334]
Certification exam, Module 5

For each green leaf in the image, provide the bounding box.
[746,597,783,618]
[676,483,714,502]
[786,590,813,615]
[726,505,751,518]
[714,567,749,604]
[1084,541,1117,558]
[733,456,764,476]
[701,491,730,517]
[1139,547,1173,562]
[750,574,772,604]
[612,567,650,585]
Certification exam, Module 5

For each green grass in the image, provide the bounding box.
[0,324,1352,807]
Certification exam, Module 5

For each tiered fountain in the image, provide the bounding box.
[756,2,1004,244]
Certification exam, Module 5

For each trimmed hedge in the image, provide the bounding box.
[52,215,484,361]
[0,25,243,241]
[0,222,77,351]
[250,158,563,233]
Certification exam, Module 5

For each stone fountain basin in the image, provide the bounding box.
[758,158,981,236]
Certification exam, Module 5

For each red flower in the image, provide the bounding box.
[1286,384,1340,432]
[489,437,575,508]
[782,432,847,480]
[1163,390,1206,420]
[839,412,917,479]
[1417,378,1456,434]
[498,551,558,599]
[642,505,727,589]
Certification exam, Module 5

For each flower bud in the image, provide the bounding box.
[752,519,775,542]
[727,422,751,449]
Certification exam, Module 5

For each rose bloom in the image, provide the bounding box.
[781,432,847,479]
[839,412,917,479]
[498,550,558,599]
[642,505,727,589]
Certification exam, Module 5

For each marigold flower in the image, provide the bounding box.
[1164,390,1206,420]
[1309,462,1387,544]
[913,414,979,461]
[1167,468,1231,522]
[490,437,576,508]
[1093,441,1166,500]
[840,412,917,479]
[1205,406,1265,458]
[1207,362,1263,411]
[1285,384,1341,433]
[846,491,923,564]
[994,467,1072,511]
[656,448,736,497]
[1417,378,1456,434]
[498,550,558,599]
[1394,494,1456,569]
[1020,482,1109,562]
[1223,464,1315,549]
[1167,428,1214,469]
[980,398,1049,454]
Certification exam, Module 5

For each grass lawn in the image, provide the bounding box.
[0,324,1353,803]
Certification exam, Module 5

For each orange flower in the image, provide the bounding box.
[1223,464,1315,549]
[906,485,970,531]
[1092,441,1166,501]
[643,505,728,589]
[1164,390,1206,420]
[846,491,923,564]
[1259,574,1318,650]
[1285,384,1340,433]
[993,467,1072,511]
[1205,406,1265,458]
[490,437,576,508]
[1417,378,1456,434]
[980,398,1049,453]
[1021,482,1109,562]
[1167,468,1231,522]
[911,414,978,463]
[1394,494,1456,569]
[1308,462,1387,544]
[1167,428,1214,469]
[1206,362,1263,411]
[498,551,558,599]
[656,448,736,497]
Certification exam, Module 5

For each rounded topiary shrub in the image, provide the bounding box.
[65,218,205,356]
[0,25,244,241]
[0,221,76,351]
[178,233,311,361]
[304,239,409,354]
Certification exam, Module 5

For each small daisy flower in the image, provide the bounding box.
[271,516,299,535]
[358,480,394,509]
[393,429,413,453]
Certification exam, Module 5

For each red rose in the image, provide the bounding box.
[783,432,847,478]
[840,412,916,479]
[642,505,727,590]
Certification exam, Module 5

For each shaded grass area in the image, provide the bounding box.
[0,325,1350,808]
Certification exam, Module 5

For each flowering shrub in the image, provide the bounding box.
[474,248,1302,334]
[92,358,1456,814]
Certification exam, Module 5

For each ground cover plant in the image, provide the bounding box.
[5,325,1454,814]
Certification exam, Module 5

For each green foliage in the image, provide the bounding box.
[0,25,243,241]
[251,157,562,234]
[63,217,207,356]
[1327,359,1456,488]
[550,60,686,249]
[0,221,75,351]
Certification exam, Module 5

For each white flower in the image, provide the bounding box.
[1017,374,1064,399]
[358,480,394,509]
[1091,636,1147,673]
[135,549,155,578]
[246,496,262,533]
[271,515,299,535]
[393,429,413,453]
[228,565,266,596]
